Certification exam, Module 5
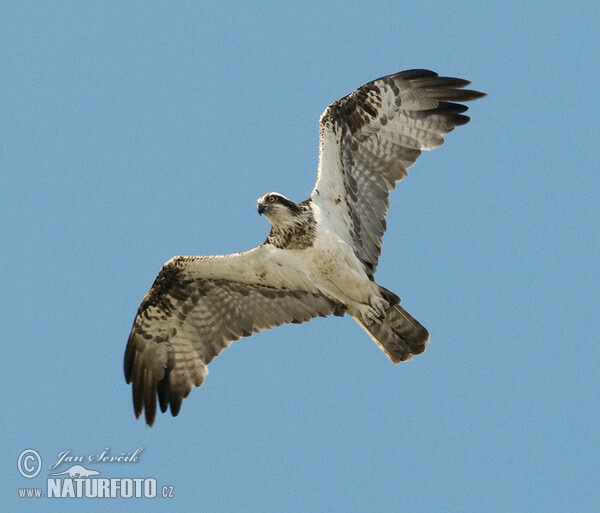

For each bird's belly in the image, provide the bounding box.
[288,232,376,304]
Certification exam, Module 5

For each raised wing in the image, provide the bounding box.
[311,69,486,275]
[124,246,344,425]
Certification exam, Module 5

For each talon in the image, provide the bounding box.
[363,306,383,325]
[369,296,389,319]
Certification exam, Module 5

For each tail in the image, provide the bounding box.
[355,289,430,363]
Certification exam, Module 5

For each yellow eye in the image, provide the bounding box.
[269,196,276,203]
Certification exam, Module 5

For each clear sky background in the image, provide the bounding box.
[3,2,599,512]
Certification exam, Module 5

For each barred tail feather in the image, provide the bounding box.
[355,304,429,363]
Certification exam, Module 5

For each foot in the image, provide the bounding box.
[370,295,390,319]
[359,296,390,325]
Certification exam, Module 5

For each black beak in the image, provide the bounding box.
[257,203,266,215]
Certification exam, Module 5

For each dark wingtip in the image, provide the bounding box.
[123,327,136,383]
[412,76,472,89]
[394,69,438,80]
[157,377,170,413]
[462,89,487,101]
[425,88,487,102]
[145,408,156,427]
[143,370,157,426]
[170,397,182,417]
[450,114,472,127]
[407,70,486,102]
[132,368,143,419]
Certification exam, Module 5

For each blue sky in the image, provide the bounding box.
[3,1,599,511]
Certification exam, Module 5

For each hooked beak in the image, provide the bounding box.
[257,202,267,215]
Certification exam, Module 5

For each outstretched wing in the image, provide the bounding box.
[124,246,344,425]
[311,69,486,275]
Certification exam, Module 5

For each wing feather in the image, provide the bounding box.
[311,69,485,273]
[124,247,344,425]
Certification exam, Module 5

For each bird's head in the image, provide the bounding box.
[256,192,299,226]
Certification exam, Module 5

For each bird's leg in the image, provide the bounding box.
[369,295,390,319]
[361,306,383,325]
[347,296,389,326]
[319,277,389,325]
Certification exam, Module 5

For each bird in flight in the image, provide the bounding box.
[124,69,485,425]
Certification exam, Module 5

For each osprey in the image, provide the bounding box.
[124,69,485,425]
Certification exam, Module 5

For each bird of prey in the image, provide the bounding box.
[124,69,485,425]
